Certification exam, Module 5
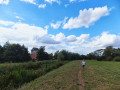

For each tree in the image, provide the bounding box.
[60,50,69,60]
[103,46,114,61]
[31,47,39,54]
[54,51,59,60]
[58,52,64,60]
[0,45,4,62]
[3,41,10,49]
[37,46,49,60]
[57,50,81,61]
[3,44,31,62]
[49,53,53,60]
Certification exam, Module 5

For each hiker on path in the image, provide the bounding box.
[82,60,86,69]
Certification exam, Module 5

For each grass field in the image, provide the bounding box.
[19,60,120,90]
[19,60,81,90]
[82,60,120,90]
[1,60,120,90]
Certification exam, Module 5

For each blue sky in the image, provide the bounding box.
[0,0,120,54]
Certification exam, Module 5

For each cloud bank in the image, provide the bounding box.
[0,0,9,5]
[0,20,120,54]
[63,6,110,29]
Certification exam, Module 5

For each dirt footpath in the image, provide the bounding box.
[78,69,85,90]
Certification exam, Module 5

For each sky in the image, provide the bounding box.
[0,0,120,54]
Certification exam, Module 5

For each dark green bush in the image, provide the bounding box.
[113,56,120,61]
[106,56,113,61]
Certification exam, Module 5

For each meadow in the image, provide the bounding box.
[0,60,120,90]
[82,60,120,90]
[19,60,120,90]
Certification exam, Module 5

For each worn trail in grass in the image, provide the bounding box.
[19,60,81,90]
[78,69,85,90]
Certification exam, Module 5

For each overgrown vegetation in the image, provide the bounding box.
[0,60,68,90]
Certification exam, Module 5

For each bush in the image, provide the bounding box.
[113,56,120,61]
[106,56,113,61]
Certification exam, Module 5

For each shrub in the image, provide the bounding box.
[113,56,120,61]
[97,56,105,61]
[106,56,113,61]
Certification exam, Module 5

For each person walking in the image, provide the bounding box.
[82,59,86,69]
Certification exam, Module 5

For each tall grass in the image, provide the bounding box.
[0,60,68,90]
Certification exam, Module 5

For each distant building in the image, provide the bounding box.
[30,48,38,60]
[30,53,37,60]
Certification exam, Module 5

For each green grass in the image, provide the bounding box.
[82,60,120,90]
[19,60,81,90]
[1,60,120,90]
[0,60,67,90]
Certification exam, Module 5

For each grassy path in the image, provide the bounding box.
[19,60,81,90]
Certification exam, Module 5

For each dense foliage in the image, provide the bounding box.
[32,47,84,61]
[87,46,120,61]
[37,46,49,60]
[0,42,31,63]
[57,50,83,61]
[0,60,68,90]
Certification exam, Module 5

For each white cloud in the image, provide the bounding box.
[53,32,66,42]
[35,35,60,44]
[79,0,87,2]
[63,6,110,29]
[20,0,47,8]
[44,25,49,30]
[66,35,77,42]
[87,32,120,48]
[50,17,68,29]
[38,4,46,8]
[75,34,89,44]
[15,16,24,21]
[0,0,9,5]
[1,20,120,54]
[45,0,61,4]
[52,32,89,44]
[69,0,76,3]
[69,0,87,3]
[0,20,48,49]
[0,20,15,26]
[64,4,69,8]
[51,21,62,29]
[20,0,36,5]
[51,32,120,54]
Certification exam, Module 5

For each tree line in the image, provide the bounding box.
[0,42,84,63]
[0,42,120,63]
[0,42,31,63]
[32,46,84,61]
[87,46,120,61]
